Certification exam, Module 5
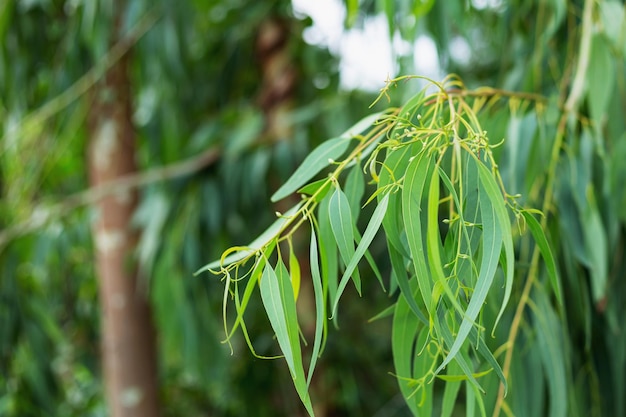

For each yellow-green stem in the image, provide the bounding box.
[492,0,594,414]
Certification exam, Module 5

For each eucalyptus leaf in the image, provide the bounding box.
[331,193,389,317]
[328,185,361,295]
[271,138,351,203]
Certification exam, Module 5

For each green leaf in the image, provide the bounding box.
[259,262,314,415]
[380,143,420,258]
[328,185,361,295]
[331,193,389,317]
[259,263,295,372]
[197,203,302,272]
[440,360,462,417]
[425,164,465,317]
[271,138,351,203]
[477,161,514,331]
[436,179,503,375]
[354,228,386,291]
[338,112,385,140]
[521,210,562,304]
[307,230,326,387]
[388,242,428,325]
[533,289,568,417]
[436,308,483,393]
[298,178,332,202]
[581,185,608,303]
[392,278,423,416]
[271,111,383,202]
[318,192,339,314]
[586,35,615,125]
[402,150,434,314]
[368,303,396,322]
[225,242,276,346]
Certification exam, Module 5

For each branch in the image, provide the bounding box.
[0,147,220,248]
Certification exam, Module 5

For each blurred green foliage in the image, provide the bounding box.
[0,0,399,415]
[1,0,625,416]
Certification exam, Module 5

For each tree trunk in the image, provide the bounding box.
[87,7,160,417]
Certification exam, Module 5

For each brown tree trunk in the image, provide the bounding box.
[87,6,160,417]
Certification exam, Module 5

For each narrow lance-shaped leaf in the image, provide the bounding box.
[328,185,361,295]
[533,289,568,417]
[436,308,483,392]
[436,181,503,375]
[521,210,562,304]
[318,192,339,314]
[392,278,422,416]
[307,229,326,387]
[271,112,383,203]
[440,360,463,417]
[388,242,428,325]
[271,138,351,203]
[277,260,315,416]
[476,162,515,331]
[259,262,314,415]
[425,164,467,318]
[380,143,420,259]
[331,193,389,318]
[259,263,294,371]
[354,227,386,291]
[402,150,434,314]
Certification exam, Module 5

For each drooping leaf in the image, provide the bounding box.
[328,185,361,294]
[402,149,434,314]
[259,263,295,371]
[440,360,463,417]
[379,143,421,258]
[392,278,423,416]
[436,178,503,375]
[318,192,339,314]
[259,262,314,416]
[425,163,466,317]
[521,210,562,304]
[581,185,608,303]
[307,229,326,387]
[476,161,514,331]
[533,288,568,417]
[331,193,389,317]
[586,35,615,125]
[388,241,428,325]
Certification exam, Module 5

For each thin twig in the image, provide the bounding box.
[0,147,220,248]
[1,8,161,150]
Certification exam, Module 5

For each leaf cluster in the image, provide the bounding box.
[201,76,559,416]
